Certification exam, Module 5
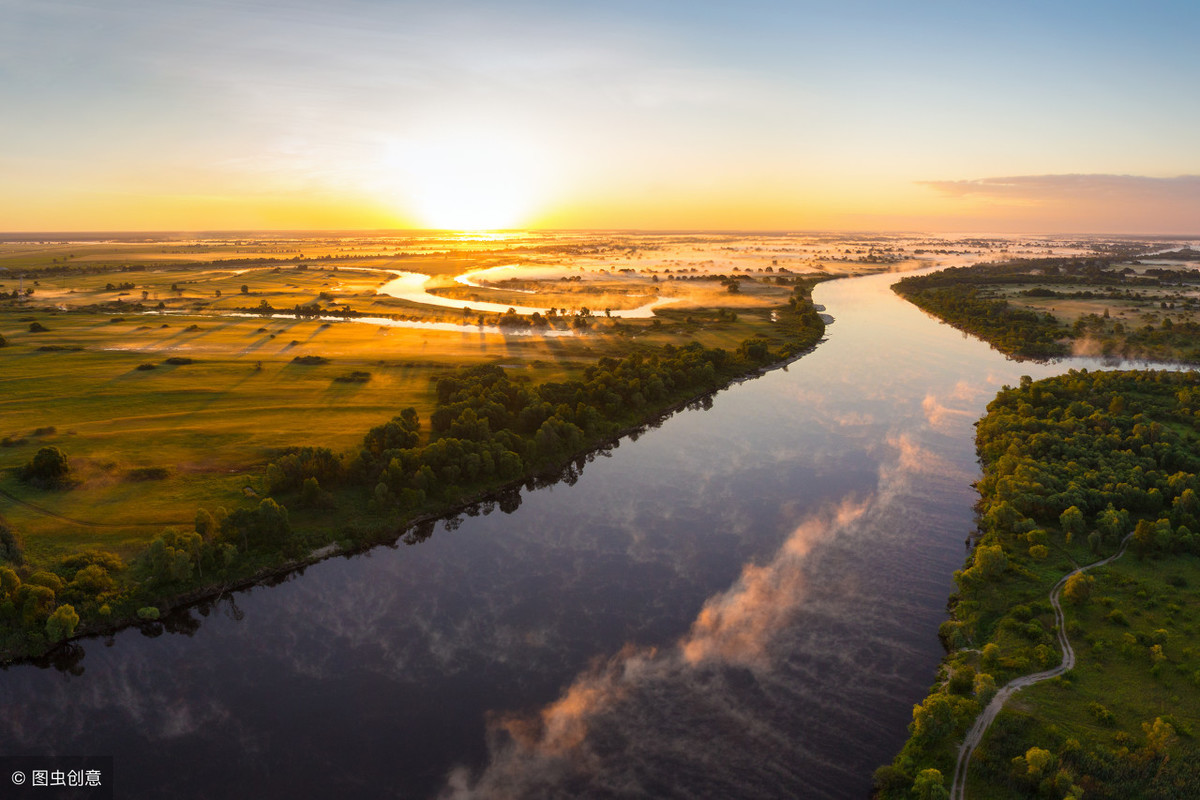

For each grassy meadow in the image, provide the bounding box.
[0,233,842,657]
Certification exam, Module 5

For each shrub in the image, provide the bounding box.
[0,521,24,565]
[125,467,170,481]
[291,355,329,365]
[135,363,157,371]
[19,446,71,489]
[163,356,195,365]
[45,604,79,642]
[28,321,48,332]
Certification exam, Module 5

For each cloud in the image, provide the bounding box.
[679,497,868,668]
[437,500,867,800]
[916,174,1200,233]
[437,435,958,799]
[920,173,1200,204]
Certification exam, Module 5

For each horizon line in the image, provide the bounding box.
[1,227,1197,240]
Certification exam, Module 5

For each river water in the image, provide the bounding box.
[0,269,1140,799]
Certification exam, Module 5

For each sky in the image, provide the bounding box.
[2,0,1199,234]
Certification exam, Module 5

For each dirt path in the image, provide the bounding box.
[949,533,1134,800]
[0,486,187,529]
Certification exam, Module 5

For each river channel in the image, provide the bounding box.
[0,269,1148,798]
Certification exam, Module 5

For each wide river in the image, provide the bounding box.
[0,269,1144,798]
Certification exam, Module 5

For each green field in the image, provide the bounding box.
[0,235,828,661]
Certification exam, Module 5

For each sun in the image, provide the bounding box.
[382,133,549,230]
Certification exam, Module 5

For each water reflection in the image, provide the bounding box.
[0,268,1175,799]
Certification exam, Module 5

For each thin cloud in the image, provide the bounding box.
[918,174,1200,233]
[921,173,1200,203]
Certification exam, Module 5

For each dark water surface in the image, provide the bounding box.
[0,271,1123,798]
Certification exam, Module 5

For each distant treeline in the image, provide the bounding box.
[893,256,1200,361]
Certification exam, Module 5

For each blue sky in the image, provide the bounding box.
[2,0,1198,231]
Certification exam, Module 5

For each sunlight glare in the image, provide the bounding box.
[383,133,549,230]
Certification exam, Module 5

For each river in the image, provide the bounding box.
[0,269,1148,799]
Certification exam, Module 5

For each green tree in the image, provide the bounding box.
[0,521,24,565]
[220,498,292,551]
[973,672,997,704]
[910,695,954,743]
[45,604,79,642]
[1062,572,1094,605]
[1133,518,1156,556]
[911,768,950,800]
[973,544,1008,580]
[69,564,113,595]
[20,446,70,488]
[1098,504,1129,542]
[195,508,217,540]
[1143,717,1178,758]
[1059,506,1085,543]
[0,566,20,596]
[1023,746,1055,777]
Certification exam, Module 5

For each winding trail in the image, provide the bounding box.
[949,533,1135,800]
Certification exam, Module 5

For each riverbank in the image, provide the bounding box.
[875,369,1200,799]
[0,287,828,666]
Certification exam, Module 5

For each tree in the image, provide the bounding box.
[195,508,217,540]
[220,498,292,551]
[69,564,113,595]
[1098,504,1128,542]
[911,768,950,800]
[1059,506,1085,542]
[0,566,20,596]
[1133,518,1156,556]
[240,284,249,294]
[973,544,1008,580]
[910,694,954,743]
[1023,746,1055,777]
[973,672,997,704]
[1143,717,1178,758]
[1062,572,1094,605]
[45,604,79,642]
[20,446,71,488]
[0,521,24,565]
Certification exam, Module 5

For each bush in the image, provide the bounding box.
[136,363,157,371]
[28,321,48,332]
[220,498,292,551]
[291,355,329,365]
[137,606,161,620]
[125,466,170,481]
[0,521,24,565]
[163,356,195,365]
[45,604,79,642]
[19,446,71,489]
